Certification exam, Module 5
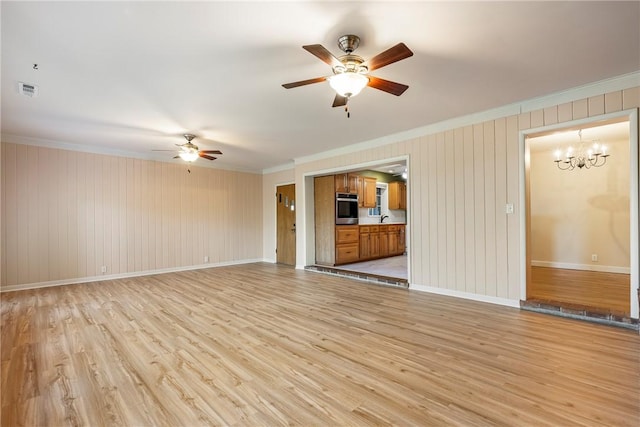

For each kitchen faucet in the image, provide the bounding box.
[380,214,389,223]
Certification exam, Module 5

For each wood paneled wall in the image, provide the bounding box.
[293,86,639,302]
[1,144,263,289]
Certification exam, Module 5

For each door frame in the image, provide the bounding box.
[300,155,411,281]
[275,182,296,266]
[519,109,639,319]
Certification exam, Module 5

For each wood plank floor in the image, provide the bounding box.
[2,263,639,426]
[529,266,631,315]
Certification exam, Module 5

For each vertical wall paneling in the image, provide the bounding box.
[427,134,439,286]
[436,133,447,287]
[605,91,623,113]
[623,87,640,110]
[558,102,573,123]
[588,95,605,116]
[530,109,544,129]
[494,118,508,298]
[483,121,497,295]
[463,125,475,295]
[506,115,521,300]
[543,106,558,126]
[472,124,486,295]
[445,131,456,288]
[1,144,263,288]
[415,138,428,282]
[453,128,466,291]
[573,99,589,119]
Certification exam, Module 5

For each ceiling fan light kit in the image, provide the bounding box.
[282,34,413,116]
[153,134,222,165]
[328,72,369,98]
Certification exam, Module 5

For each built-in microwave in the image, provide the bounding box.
[336,193,359,224]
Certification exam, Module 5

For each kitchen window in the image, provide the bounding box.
[368,187,383,216]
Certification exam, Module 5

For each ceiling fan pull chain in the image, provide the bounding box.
[345,105,350,118]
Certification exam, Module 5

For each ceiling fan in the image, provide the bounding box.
[282,35,413,115]
[154,134,222,162]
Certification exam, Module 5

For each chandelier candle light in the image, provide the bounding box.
[553,130,610,170]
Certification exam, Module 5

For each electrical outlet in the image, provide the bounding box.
[591,254,598,262]
[505,203,514,214]
[204,256,209,263]
[101,266,107,273]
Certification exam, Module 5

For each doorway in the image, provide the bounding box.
[276,184,296,266]
[525,117,635,317]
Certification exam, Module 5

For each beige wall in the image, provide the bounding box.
[282,85,639,304]
[1,144,263,289]
[530,138,630,270]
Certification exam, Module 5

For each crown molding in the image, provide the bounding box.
[0,134,262,175]
[293,71,640,167]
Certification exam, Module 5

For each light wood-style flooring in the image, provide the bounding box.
[2,263,639,426]
[529,266,631,315]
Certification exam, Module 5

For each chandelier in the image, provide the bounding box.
[553,130,610,170]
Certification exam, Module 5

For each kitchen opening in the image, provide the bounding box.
[312,161,408,285]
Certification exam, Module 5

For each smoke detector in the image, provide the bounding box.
[18,82,39,98]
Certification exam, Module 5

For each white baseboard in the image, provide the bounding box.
[0,258,265,293]
[531,260,630,274]
[409,284,520,308]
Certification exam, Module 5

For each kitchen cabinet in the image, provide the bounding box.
[361,177,377,208]
[314,176,337,265]
[388,225,399,255]
[335,173,360,194]
[379,226,389,257]
[335,225,359,264]
[388,181,406,210]
[387,224,406,255]
[359,225,380,260]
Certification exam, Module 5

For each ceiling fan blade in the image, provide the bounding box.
[200,150,222,155]
[302,44,342,68]
[367,76,409,96]
[173,155,180,159]
[282,76,327,89]
[365,43,413,72]
[332,94,348,108]
[199,153,217,161]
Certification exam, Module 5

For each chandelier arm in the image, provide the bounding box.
[555,160,574,171]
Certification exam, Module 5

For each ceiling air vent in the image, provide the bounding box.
[18,82,39,98]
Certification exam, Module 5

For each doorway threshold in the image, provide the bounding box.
[521,299,638,330]
[305,265,409,289]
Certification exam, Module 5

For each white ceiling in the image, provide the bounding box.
[2,1,639,173]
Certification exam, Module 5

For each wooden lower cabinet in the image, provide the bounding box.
[359,224,403,261]
[336,243,359,264]
[386,224,406,256]
[359,225,380,260]
[335,224,405,264]
[388,225,399,255]
[379,229,389,257]
[335,225,359,264]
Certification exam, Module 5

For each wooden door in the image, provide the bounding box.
[276,184,296,265]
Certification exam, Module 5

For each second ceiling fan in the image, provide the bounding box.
[282,34,413,115]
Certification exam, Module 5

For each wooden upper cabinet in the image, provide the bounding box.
[388,181,407,210]
[362,177,377,208]
[335,173,360,194]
